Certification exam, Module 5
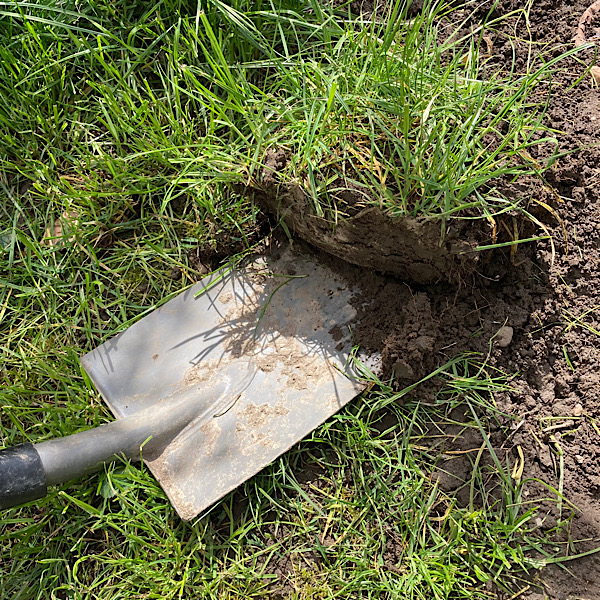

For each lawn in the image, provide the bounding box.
[0,1,593,598]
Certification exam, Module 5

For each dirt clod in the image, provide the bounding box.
[495,325,514,347]
[255,153,487,284]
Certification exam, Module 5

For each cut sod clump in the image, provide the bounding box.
[194,0,565,281]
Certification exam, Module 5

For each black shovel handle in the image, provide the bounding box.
[0,412,178,510]
[0,444,47,510]
[0,413,184,510]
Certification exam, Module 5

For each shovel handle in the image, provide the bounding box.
[0,406,183,510]
[0,423,142,511]
[0,408,185,510]
[0,423,150,510]
[0,444,47,510]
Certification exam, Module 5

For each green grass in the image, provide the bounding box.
[0,344,572,599]
[198,0,562,222]
[0,0,586,597]
[0,0,579,234]
[0,215,576,600]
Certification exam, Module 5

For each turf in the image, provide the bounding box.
[0,0,582,597]
[0,0,575,230]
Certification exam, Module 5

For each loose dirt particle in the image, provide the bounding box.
[495,325,514,348]
[199,420,221,456]
[238,402,289,428]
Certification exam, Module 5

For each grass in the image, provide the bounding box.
[1,346,573,599]
[200,0,562,223]
[0,0,579,235]
[0,0,586,597]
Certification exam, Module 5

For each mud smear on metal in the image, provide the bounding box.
[133,246,365,520]
[239,402,290,428]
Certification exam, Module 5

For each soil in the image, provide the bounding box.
[249,1,600,598]
[256,150,486,284]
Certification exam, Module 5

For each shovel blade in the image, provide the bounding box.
[81,248,365,520]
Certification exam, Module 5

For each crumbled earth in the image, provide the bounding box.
[257,1,600,598]
[435,3,600,596]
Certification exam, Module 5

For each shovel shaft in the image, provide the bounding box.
[0,383,226,510]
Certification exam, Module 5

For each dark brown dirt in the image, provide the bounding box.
[255,2,600,598]
[255,150,486,284]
